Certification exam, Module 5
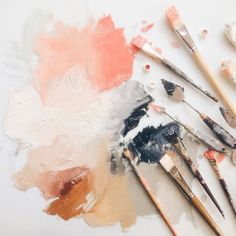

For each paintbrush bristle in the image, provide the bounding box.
[132,35,147,49]
[166,6,182,30]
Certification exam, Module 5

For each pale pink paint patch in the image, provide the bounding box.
[141,23,154,33]
[34,16,134,101]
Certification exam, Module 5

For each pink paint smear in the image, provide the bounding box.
[34,15,134,102]
[141,23,154,33]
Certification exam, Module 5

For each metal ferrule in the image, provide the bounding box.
[175,25,197,53]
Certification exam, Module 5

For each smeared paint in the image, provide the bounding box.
[122,95,152,136]
[46,173,93,219]
[34,15,134,101]
[161,79,184,102]
[128,123,180,164]
[141,23,154,33]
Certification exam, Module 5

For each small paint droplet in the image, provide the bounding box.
[143,64,151,72]
[147,81,155,90]
[199,29,208,39]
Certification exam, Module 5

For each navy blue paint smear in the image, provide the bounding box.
[122,95,153,136]
[128,122,180,164]
[161,79,184,96]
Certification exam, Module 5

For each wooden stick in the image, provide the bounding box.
[123,149,178,236]
[192,51,236,118]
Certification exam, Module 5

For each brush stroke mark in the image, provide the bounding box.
[122,96,153,136]
[34,15,134,101]
[128,122,180,164]
[141,23,154,33]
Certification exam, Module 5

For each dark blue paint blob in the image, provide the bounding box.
[128,122,180,164]
[122,95,153,136]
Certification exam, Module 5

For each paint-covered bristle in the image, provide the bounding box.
[132,35,147,49]
[166,6,182,29]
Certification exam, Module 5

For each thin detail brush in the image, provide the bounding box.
[204,150,236,217]
[123,148,178,236]
[132,35,218,102]
[166,6,236,118]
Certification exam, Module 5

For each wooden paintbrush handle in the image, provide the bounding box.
[191,196,224,236]
[129,160,178,236]
[192,51,236,118]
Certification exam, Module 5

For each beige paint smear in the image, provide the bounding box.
[127,151,196,225]
[85,174,136,229]
[84,142,136,229]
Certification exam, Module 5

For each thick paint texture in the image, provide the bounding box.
[34,15,134,101]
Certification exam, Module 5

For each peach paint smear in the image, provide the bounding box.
[3,13,156,230]
[34,15,134,102]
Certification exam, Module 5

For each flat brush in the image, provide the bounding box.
[166,6,236,118]
[132,35,218,102]
[159,153,223,236]
[129,124,224,236]
[204,150,236,216]
[123,148,178,236]
[162,79,236,149]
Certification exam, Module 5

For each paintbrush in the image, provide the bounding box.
[166,6,236,118]
[123,148,178,236]
[129,124,224,236]
[172,139,225,218]
[204,150,236,217]
[150,103,227,153]
[161,79,236,149]
[132,35,218,102]
[150,104,225,217]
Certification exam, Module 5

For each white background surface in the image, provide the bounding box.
[0,0,236,235]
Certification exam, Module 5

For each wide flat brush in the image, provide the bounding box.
[123,148,178,236]
[159,153,223,236]
[132,35,218,102]
[204,150,236,216]
[166,6,236,118]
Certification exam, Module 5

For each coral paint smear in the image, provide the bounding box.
[34,16,134,101]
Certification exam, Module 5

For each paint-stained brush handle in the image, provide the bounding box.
[123,149,178,236]
[207,156,236,216]
[219,179,236,216]
[160,154,223,236]
[192,51,236,118]
[161,58,218,102]
[191,196,224,236]
[173,144,225,218]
